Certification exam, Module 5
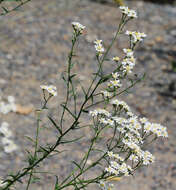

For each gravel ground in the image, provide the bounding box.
[0,0,176,189]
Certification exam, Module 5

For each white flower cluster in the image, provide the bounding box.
[107,151,124,162]
[89,108,111,117]
[111,99,131,112]
[119,6,137,18]
[126,31,147,44]
[94,39,105,56]
[108,72,122,89]
[72,22,85,34]
[90,98,168,176]
[101,91,112,98]
[0,96,16,114]
[121,49,136,74]
[0,122,18,153]
[40,85,57,97]
[123,48,133,57]
[91,5,168,189]
[141,118,168,137]
[99,180,114,190]
[105,161,132,177]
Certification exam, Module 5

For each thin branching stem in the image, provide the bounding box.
[0,0,31,16]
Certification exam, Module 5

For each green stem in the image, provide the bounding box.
[26,110,41,190]
[60,34,77,130]
[84,75,144,110]
[87,17,125,97]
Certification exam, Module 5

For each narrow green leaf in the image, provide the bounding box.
[60,136,83,144]
[24,136,35,144]
[48,116,62,135]
[81,85,87,98]
[2,6,8,13]
[72,161,81,170]
[60,104,76,119]
[70,74,77,79]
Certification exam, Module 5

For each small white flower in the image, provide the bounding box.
[142,151,155,165]
[90,109,111,117]
[129,154,139,162]
[128,10,137,18]
[114,154,124,162]
[99,118,108,125]
[144,122,152,133]
[101,91,112,98]
[122,57,135,66]
[140,117,148,123]
[128,116,138,124]
[95,43,105,54]
[108,80,122,88]
[112,56,120,62]
[127,111,134,117]
[119,6,137,18]
[119,6,129,14]
[123,48,134,57]
[89,110,98,117]
[125,31,147,43]
[105,166,118,175]
[107,119,114,126]
[97,109,111,117]
[110,161,119,169]
[99,181,106,190]
[151,123,168,138]
[40,85,57,96]
[122,64,134,74]
[72,22,85,34]
[112,72,119,79]
[107,151,114,158]
[94,39,103,45]
[125,30,133,36]
[111,99,130,112]
[112,116,127,125]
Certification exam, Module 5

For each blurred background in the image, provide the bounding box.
[0,0,176,189]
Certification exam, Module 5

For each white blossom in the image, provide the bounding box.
[123,48,134,57]
[112,56,120,62]
[101,91,112,98]
[125,31,147,43]
[72,22,85,34]
[119,6,137,18]
[40,85,57,96]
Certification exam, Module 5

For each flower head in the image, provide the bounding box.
[101,91,112,98]
[112,56,120,62]
[94,39,104,56]
[108,80,122,88]
[125,31,147,43]
[72,22,85,34]
[123,48,133,57]
[119,6,137,18]
[40,85,57,96]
